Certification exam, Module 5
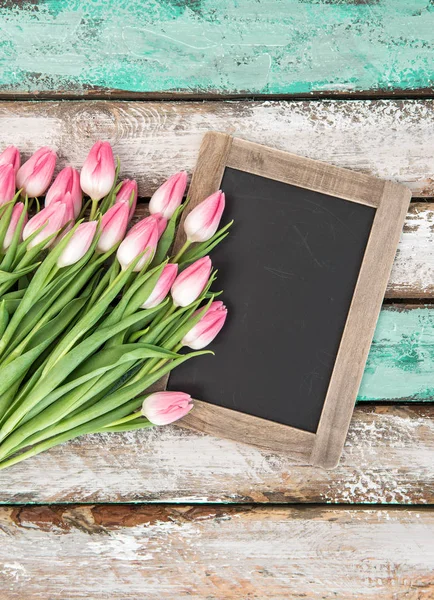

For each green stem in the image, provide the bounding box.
[89,198,99,220]
[172,240,191,263]
[103,412,141,428]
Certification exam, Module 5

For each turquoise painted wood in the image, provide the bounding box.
[0,0,432,96]
[359,306,434,402]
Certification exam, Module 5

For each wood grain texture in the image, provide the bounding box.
[1,405,433,504]
[0,1,432,96]
[0,100,433,196]
[1,504,433,599]
[312,181,410,467]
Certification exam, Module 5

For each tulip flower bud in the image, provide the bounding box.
[80,141,115,200]
[57,221,97,268]
[16,147,57,198]
[181,300,228,349]
[141,263,178,309]
[45,167,82,218]
[153,213,167,238]
[2,202,28,251]
[23,202,67,249]
[0,164,16,207]
[170,256,212,307]
[184,190,225,243]
[149,171,187,220]
[97,202,129,253]
[0,146,20,173]
[115,179,138,222]
[141,391,193,426]
[116,215,159,271]
[49,192,76,241]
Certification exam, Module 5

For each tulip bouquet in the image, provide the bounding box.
[0,141,230,470]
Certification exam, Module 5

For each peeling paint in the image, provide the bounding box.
[1,505,434,599]
[360,306,434,401]
[0,1,433,94]
[0,406,432,504]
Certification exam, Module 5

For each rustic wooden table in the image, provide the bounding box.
[0,2,433,599]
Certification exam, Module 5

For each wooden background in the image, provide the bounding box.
[0,1,433,598]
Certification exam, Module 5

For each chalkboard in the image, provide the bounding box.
[169,168,375,433]
[167,133,411,468]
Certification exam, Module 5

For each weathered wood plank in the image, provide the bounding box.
[3,99,431,295]
[1,405,433,504]
[0,100,433,196]
[388,204,434,298]
[359,306,434,401]
[1,505,433,599]
[0,1,432,97]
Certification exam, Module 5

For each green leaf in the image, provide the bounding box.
[151,203,184,267]
[0,223,81,358]
[99,420,154,433]
[0,298,87,401]
[0,263,40,283]
[180,221,233,267]
[38,257,144,375]
[0,199,16,251]
[0,306,163,439]
[0,301,8,338]
[0,380,21,422]
[0,197,28,272]
[3,236,107,360]
[104,263,167,348]
[0,344,179,457]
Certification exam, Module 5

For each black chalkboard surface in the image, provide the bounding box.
[166,132,410,468]
[169,167,375,433]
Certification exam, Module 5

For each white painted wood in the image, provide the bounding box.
[0,406,432,504]
[0,100,432,197]
[1,505,433,599]
[390,203,434,297]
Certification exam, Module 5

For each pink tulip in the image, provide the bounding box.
[2,202,27,251]
[141,263,178,309]
[80,141,115,200]
[49,192,75,241]
[149,171,187,220]
[184,190,225,243]
[115,179,137,222]
[182,301,228,349]
[23,202,67,249]
[0,146,20,173]
[170,256,212,307]
[45,167,82,218]
[16,147,57,198]
[53,192,75,223]
[57,221,97,268]
[141,391,193,426]
[153,213,167,238]
[97,202,129,253]
[0,164,16,207]
[116,215,159,271]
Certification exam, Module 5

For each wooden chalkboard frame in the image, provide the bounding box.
[168,132,411,469]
